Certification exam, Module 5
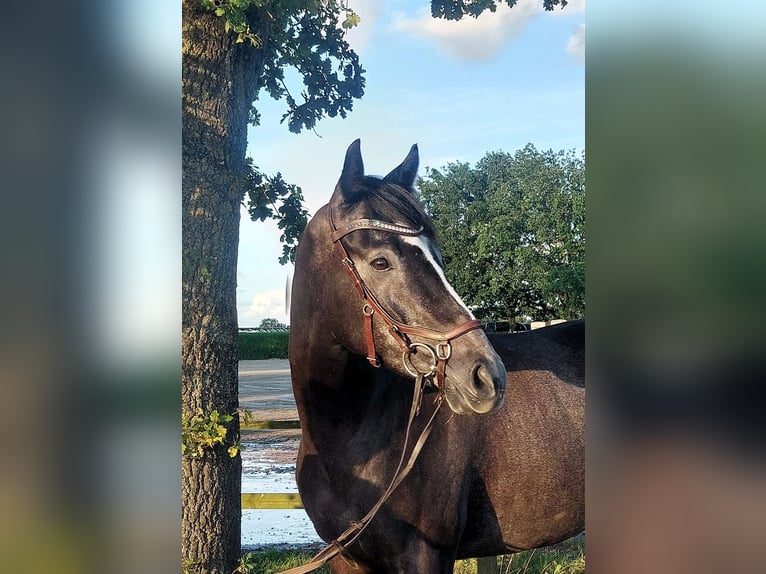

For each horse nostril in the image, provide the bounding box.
[472,364,497,398]
[471,360,506,408]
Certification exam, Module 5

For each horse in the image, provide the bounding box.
[288,140,584,573]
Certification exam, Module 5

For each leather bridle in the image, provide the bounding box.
[328,205,482,389]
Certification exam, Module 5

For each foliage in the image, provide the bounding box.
[244,158,309,264]
[495,535,585,574]
[259,317,288,329]
[237,549,329,573]
[182,409,241,458]
[200,0,263,46]
[418,144,585,321]
[198,0,365,264]
[202,0,361,45]
[239,330,289,359]
[431,0,568,20]
[202,0,364,134]
[254,1,364,134]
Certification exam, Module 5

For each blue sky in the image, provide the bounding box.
[237,0,585,326]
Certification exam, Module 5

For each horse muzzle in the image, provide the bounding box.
[443,353,506,415]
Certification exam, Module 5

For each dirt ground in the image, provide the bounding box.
[239,359,301,465]
[241,428,301,465]
[239,359,297,416]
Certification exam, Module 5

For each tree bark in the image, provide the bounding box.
[181,2,264,572]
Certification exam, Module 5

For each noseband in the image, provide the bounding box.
[329,206,481,389]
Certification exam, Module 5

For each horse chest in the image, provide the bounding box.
[298,413,472,536]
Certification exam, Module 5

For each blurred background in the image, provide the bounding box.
[0,1,763,573]
[0,2,180,573]
[588,2,766,572]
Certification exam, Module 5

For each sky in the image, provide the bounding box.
[236,0,585,327]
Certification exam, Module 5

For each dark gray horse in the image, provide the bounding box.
[288,140,584,573]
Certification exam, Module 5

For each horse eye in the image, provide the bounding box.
[370,257,390,271]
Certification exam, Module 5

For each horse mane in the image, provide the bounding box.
[341,176,437,238]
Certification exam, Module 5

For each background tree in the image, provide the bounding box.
[418,144,585,321]
[182,2,362,573]
[258,317,287,330]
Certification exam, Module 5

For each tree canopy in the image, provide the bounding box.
[431,0,568,20]
[258,317,287,329]
[201,0,365,133]
[194,0,367,263]
[418,144,585,321]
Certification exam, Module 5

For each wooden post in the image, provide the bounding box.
[241,493,303,509]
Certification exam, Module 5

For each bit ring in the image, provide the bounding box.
[403,342,438,377]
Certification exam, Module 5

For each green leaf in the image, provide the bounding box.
[182,409,238,458]
[342,12,361,29]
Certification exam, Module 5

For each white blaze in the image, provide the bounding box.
[403,236,475,319]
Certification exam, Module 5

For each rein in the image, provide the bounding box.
[328,206,482,389]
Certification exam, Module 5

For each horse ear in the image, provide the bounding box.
[383,144,419,190]
[339,139,364,190]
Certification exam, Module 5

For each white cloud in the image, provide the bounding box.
[239,288,289,327]
[556,0,586,15]
[566,24,585,62]
[391,0,542,61]
[344,0,382,53]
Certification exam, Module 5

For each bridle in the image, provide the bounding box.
[328,205,482,390]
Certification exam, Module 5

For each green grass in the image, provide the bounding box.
[240,535,584,574]
[456,536,585,574]
[239,331,289,360]
[237,548,329,573]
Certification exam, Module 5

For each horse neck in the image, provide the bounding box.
[288,207,347,384]
[289,206,426,455]
[289,210,376,432]
[292,355,416,459]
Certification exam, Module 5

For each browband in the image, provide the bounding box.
[331,218,424,243]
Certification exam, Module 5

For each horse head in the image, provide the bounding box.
[314,139,506,414]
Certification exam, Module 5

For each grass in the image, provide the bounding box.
[456,536,585,574]
[239,535,584,574]
[237,548,329,573]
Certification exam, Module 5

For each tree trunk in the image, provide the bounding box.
[181,2,263,572]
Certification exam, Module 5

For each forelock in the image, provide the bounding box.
[342,177,436,237]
